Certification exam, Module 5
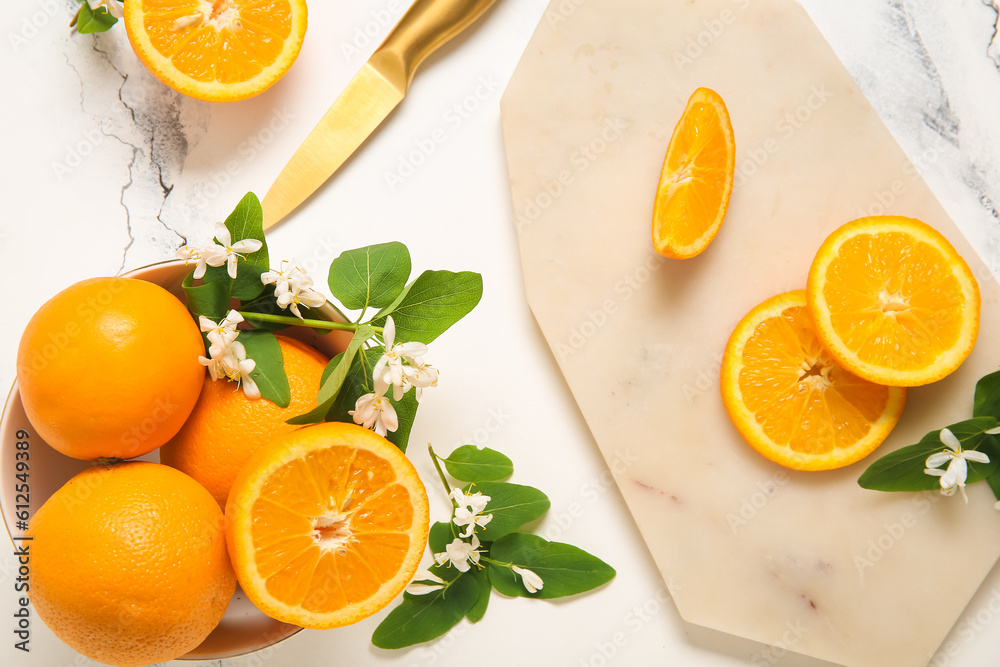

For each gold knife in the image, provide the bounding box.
[262,0,499,229]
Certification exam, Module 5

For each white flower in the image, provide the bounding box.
[372,316,431,400]
[433,535,482,573]
[403,360,439,402]
[449,488,492,538]
[512,565,544,594]
[924,428,990,502]
[454,505,493,538]
[450,488,490,514]
[349,375,398,436]
[87,0,123,18]
[275,283,326,319]
[176,244,213,280]
[199,311,243,353]
[195,316,259,399]
[261,259,315,297]
[220,340,260,399]
[995,500,1000,511]
[405,569,445,596]
[204,222,263,279]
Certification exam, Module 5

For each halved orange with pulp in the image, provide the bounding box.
[124,0,307,102]
[225,422,429,629]
[721,290,906,471]
[807,216,980,387]
[652,87,735,259]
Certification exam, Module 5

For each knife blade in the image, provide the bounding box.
[262,0,499,229]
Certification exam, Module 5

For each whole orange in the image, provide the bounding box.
[26,462,236,667]
[160,335,329,507]
[16,277,204,460]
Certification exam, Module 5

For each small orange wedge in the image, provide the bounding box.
[721,290,906,471]
[807,216,980,387]
[652,87,735,259]
[225,422,429,629]
[124,0,307,102]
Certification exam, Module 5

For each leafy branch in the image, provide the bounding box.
[372,445,615,649]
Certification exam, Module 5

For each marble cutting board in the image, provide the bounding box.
[501,1,1000,666]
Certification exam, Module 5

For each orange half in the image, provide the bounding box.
[125,0,307,102]
[652,87,735,259]
[807,216,980,387]
[225,422,429,629]
[721,290,906,471]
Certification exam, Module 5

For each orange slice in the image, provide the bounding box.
[807,216,980,387]
[721,290,906,471]
[652,87,735,259]
[225,422,429,629]
[124,0,307,102]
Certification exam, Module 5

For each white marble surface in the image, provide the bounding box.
[2,1,1000,666]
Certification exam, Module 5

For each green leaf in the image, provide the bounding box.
[858,417,1000,492]
[371,270,483,344]
[466,482,550,542]
[221,192,269,300]
[428,521,456,553]
[465,566,491,623]
[328,242,411,311]
[287,325,373,425]
[974,370,1000,420]
[488,534,615,599]
[238,330,290,408]
[371,574,479,649]
[443,446,514,482]
[75,2,118,33]
[987,470,1000,501]
[385,389,418,453]
[181,271,229,321]
[325,347,420,452]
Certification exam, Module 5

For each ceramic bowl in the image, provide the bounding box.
[0,259,350,660]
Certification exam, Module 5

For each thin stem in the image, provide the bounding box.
[428,444,459,510]
[237,310,382,333]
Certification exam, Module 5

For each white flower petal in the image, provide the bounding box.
[231,239,263,253]
[963,450,991,464]
[214,222,232,247]
[512,565,544,593]
[925,452,952,469]
[383,316,396,349]
[940,428,961,451]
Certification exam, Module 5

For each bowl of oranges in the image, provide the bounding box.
[0,259,361,663]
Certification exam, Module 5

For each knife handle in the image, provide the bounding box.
[373,0,498,90]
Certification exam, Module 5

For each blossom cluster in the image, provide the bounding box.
[198,311,259,398]
[348,316,439,436]
[923,427,999,506]
[177,226,326,320]
[407,488,544,597]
